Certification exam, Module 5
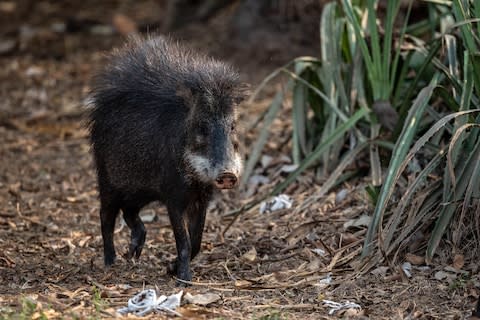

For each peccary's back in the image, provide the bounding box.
[90,36,238,117]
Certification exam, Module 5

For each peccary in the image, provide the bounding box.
[89,36,245,284]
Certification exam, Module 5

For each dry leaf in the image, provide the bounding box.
[405,253,425,265]
[280,164,298,173]
[371,266,389,276]
[306,257,322,271]
[341,233,360,245]
[260,155,273,168]
[335,189,348,203]
[434,270,452,281]
[286,221,317,246]
[344,308,364,317]
[66,196,77,202]
[184,292,221,306]
[78,236,91,247]
[241,247,257,262]
[453,254,464,270]
[343,215,372,229]
[234,280,252,288]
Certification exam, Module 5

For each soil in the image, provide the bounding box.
[0,1,478,319]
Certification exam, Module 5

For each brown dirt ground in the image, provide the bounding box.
[0,1,479,319]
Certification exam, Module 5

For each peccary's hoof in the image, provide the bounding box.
[176,269,192,286]
[104,255,116,266]
[125,243,144,260]
[176,279,190,287]
[167,260,192,286]
[126,228,146,260]
[175,271,192,287]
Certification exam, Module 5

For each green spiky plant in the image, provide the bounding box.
[366,0,480,263]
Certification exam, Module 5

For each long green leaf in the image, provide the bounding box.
[452,0,478,53]
[366,0,382,100]
[445,34,460,101]
[388,0,410,98]
[292,82,305,164]
[342,0,375,84]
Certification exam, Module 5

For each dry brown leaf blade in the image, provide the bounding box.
[184,292,222,306]
[453,254,464,270]
[241,247,257,262]
[405,253,425,265]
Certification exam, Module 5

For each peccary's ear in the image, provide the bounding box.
[176,84,198,108]
[233,83,250,105]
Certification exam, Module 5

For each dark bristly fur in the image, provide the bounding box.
[89,36,245,285]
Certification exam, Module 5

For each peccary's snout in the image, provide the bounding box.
[214,172,238,189]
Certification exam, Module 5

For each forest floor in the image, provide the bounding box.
[0,1,478,319]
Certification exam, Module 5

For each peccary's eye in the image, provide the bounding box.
[233,142,239,151]
[231,123,235,132]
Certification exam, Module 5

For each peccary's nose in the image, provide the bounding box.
[214,172,238,189]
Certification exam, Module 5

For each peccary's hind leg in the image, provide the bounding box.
[122,205,146,260]
[99,190,121,266]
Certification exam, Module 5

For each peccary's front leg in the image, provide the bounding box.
[167,201,192,286]
[187,199,208,260]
